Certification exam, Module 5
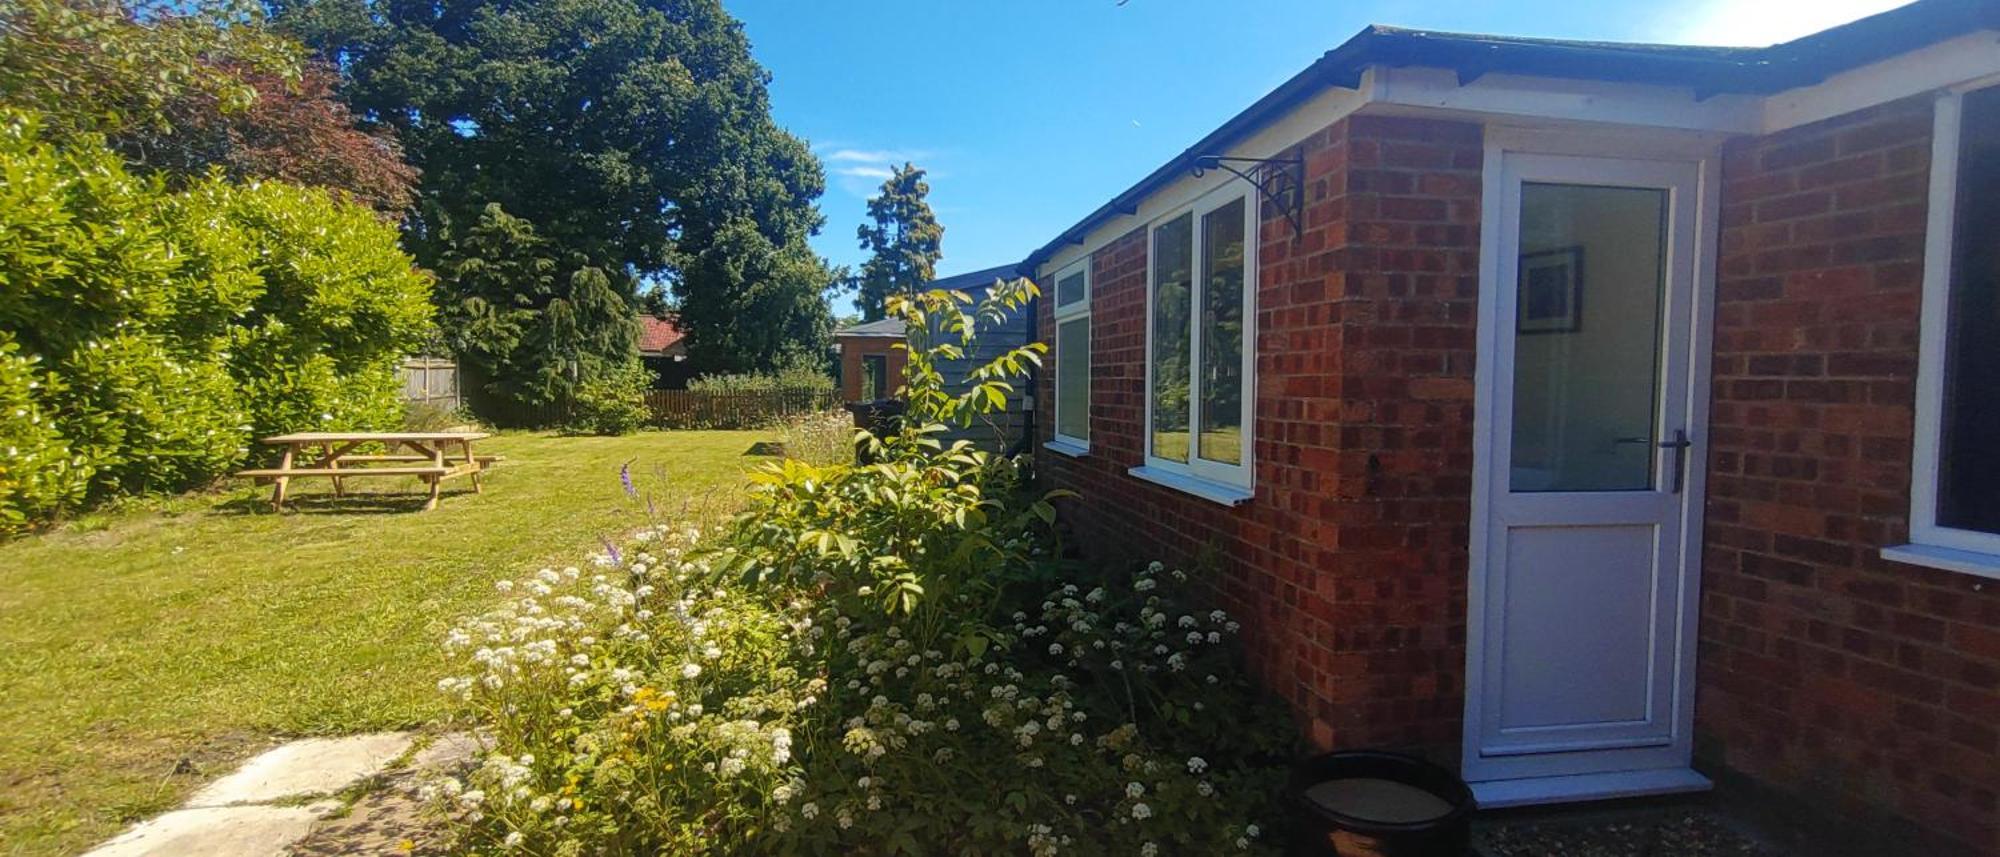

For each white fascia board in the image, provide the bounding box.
[1366,66,1763,134]
[1761,30,2000,134]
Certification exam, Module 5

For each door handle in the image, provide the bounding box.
[1615,431,1694,493]
[1659,429,1693,494]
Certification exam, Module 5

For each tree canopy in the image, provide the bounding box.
[0,0,415,212]
[274,0,839,401]
[853,162,944,321]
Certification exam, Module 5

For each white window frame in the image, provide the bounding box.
[1133,187,1256,504]
[1047,259,1091,455]
[1885,82,2000,580]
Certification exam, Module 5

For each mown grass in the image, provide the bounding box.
[0,430,776,856]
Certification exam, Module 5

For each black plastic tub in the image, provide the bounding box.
[844,399,905,463]
[1288,750,1476,856]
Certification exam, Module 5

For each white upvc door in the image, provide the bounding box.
[1464,144,1716,805]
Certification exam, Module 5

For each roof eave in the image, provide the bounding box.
[1017,1,2000,278]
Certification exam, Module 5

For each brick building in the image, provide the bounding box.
[1006,2,2000,854]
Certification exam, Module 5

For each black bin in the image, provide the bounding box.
[844,399,905,463]
[1289,750,1475,857]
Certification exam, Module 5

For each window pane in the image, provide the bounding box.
[1199,198,1246,465]
[1056,271,1086,307]
[863,355,888,401]
[1509,183,1666,492]
[1056,318,1089,440]
[1937,85,2000,534]
[1151,213,1193,462]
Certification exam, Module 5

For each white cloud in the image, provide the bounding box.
[1660,0,1908,47]
[826,148,925,164]
[814,144,942,197]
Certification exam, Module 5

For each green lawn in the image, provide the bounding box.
[0,430,776,856]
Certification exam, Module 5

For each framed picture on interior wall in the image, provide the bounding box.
[1518,246,1583,335]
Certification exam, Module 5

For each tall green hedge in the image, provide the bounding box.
[0,111,432,533]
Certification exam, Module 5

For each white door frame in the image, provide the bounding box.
[1462,126,1722,807]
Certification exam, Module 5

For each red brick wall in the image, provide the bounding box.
[837,337,904,402]
[1702,94,2000,856]
[1035,113,1482,756]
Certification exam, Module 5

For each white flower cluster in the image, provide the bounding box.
[773,561,1269,855]
[430,508,1277,855]
[427,524,820,849]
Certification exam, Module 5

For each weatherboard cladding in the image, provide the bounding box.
[836,265,1029,450]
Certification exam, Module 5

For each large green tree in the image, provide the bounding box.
[853,162,943,321]
[273,0,837,403]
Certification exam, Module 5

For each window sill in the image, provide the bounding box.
[1881,543,2000,583]
[1043,439,1090,458]
[1127,466,1253,507]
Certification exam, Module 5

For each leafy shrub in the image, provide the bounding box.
[0,110,432,526]
[564,361,654,436]
[433,281,1294,856]
[50,333,249,496]
[167,176,434,439]
[689,361,834,394]
[0,336,91,535]
[0,111,183,361]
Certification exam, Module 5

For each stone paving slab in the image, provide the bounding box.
[83,803,336,857]
[406,732,483,772]
[85,732,432,856]
[189,733,414,807]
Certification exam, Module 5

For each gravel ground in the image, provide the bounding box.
[1476,806,1789,857]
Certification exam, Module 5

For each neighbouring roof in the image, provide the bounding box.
[1018,0,2000,273]
[837,318,907,339]
[638,314,684,355]
[834,264,1023,340]
[926,264,1020,293]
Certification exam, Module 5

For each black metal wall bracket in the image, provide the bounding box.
[1190,154,1305,240]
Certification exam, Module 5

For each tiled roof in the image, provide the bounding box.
[639,314,684,354]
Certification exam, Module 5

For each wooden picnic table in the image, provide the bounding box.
[237,431,499,511]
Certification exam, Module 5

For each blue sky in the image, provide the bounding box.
[728,0,1905,314]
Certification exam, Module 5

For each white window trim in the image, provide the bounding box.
[1886,84,2000,582]
[1049,259,1091,454]
[1133,186,1257,502]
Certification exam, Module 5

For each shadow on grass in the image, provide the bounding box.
[211,489,478,516]
[743,441,785,457]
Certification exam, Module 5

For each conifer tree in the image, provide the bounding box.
[853,163,944,321]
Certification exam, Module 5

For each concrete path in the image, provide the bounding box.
[83,732,450,857]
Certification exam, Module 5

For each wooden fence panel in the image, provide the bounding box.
[400,357,461,410]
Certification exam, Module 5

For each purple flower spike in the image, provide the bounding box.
[600,535,623,567]
[619,459,638,498]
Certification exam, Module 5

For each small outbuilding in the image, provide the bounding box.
[835,264,1031,450]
